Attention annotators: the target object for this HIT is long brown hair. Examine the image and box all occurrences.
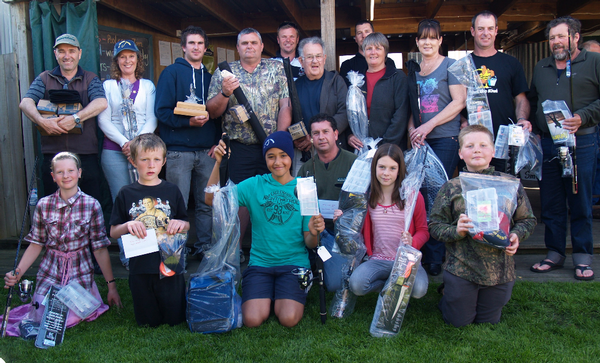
[110,51,145,80]
[369,143,406,210]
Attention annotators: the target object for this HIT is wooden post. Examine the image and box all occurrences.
[320,0,336,71]
[11,2,36,196]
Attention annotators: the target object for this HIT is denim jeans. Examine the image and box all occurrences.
[101,149,133,202]
[349,258,428,299]
[102,149,138,267]
[593,129,600,204]
[539,133,597,265]
[166,150,215,251]
[421,136,459,264]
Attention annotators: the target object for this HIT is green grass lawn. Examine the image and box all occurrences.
[0,277,599,362]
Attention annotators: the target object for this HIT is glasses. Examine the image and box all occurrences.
[304,54,324,62]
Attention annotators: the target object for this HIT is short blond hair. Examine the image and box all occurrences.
[130,133,166,161]
[51,151,81,171]
[458,125,494,148]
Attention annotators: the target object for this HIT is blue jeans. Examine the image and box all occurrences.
[166,150,215,251]
[593,129,600,204]
[348,258,428,299]
[421,136,459,264]
[102,149,137,266]
[539,134,597,265]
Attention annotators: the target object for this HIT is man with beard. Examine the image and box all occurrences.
[529,16,600,280]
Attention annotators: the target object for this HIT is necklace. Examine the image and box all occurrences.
[378,203,395,214]
[420,55,441,76]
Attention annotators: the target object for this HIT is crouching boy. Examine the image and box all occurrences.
[428,125,536,327]
[110,133,190,327]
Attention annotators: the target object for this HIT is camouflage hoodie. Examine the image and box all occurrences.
[429,167,536,286]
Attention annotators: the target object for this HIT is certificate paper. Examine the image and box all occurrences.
[122,229,159,258]
[318,200,338,220]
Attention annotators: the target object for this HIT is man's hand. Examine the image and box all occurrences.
[57,115,77,132]
[38,116,67,135]
[293,135,312,152]
[563,114,582,134]
[166,219,187,235]
[516,119,532,133]
[189,113,210,127]
[222,76,239,97]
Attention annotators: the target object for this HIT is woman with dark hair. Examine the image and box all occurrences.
[98,40,157,268]
[333,144,429,299]
[347,33,410,151]
[407,19,467,275]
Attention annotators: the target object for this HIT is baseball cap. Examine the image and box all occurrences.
[54,34,80,48]
[113,40,140,57]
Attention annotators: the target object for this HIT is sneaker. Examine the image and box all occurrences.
[239,249,246,264]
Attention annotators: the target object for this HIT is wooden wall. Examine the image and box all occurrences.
[97,5,238,83]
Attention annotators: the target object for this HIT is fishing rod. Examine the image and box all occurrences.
[1,157,38,337]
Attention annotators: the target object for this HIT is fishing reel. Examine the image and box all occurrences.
[558,146,574,178]
[18,279,33,303]
[291,268,316,291]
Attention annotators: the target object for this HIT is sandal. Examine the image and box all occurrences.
[574,265,595,281]
[530,259,564,273]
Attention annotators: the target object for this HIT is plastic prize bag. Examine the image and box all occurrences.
[541,100,575,146]
[448,54,493,136]
[346,71,368,147]
[515,131,543,180]
[187,180,242,333]
[460,173,520,249]
[370,244,422,338]
[158,232,188,278]
[403,142,448,220]
[330,142,380,318]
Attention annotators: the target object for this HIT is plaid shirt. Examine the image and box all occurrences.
[24,189,110,296]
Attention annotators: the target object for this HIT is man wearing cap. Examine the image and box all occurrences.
[154,25,218,257]
[20,33,108,199]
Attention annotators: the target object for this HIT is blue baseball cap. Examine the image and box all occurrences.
[113,40,139,57]
[263,131,294,160]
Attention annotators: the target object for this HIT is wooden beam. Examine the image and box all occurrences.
[99,0,179,36]
[500,21,545,49]
[372,19,508,35]
[572,2,600,20]
[243,7,360,36]
[489,0,519,17]
[188,0,243,32]
[321,0,336,71]
[501,3,556,22]
[426,0,445,19]
[557,0,594,17]
[275,0,309,38]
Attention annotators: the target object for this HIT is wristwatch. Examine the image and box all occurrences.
[73,113,81,125]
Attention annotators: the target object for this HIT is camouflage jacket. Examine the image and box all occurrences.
[208,59,289,144]
[428,167,537,286]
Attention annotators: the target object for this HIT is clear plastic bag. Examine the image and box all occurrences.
[541,100,575,146]
[346,71,369,146]
[403,142,448,221]
[55,280,101,319]
[158,232,188,278]
[370,244,422,338]
[187,180,242,333]
[448,55,494,136]
[515,131,543,180]
[460,173,520,249]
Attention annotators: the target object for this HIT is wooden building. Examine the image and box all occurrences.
[1,0,599,239]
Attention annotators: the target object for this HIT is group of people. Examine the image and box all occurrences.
[2,10,599,335]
